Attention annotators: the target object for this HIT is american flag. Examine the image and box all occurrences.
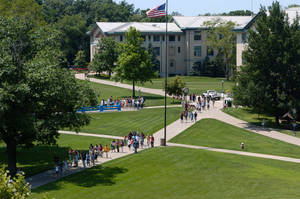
[146,3,166,18]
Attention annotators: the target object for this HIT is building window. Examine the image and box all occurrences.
[154,35,160,42]
[242,33,247,43]
[169,47,175,56]
[207,46,214,56]
[148,35,151,41]
[169,35,175,42]
[120,35,123,42]
[170,60,175,68]
[141,35,146,41]
[162,36,165,41]
[194,31,201,41]
[219,34,223,39]
[153,47,160,56]
[178,36,181,41]
[194,46,202,57]
[178,47,181,53]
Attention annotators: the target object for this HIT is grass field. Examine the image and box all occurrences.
[76,107,182,136]
[170,119,300,159]
[31,147,300,199]
[223,107,300,136]
[92,75,234,95]
[85,80,181,107]
[0,134,113,177]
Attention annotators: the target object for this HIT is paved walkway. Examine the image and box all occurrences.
[26,74,300,189]
[75,73,168,96]
[168,142,300,163]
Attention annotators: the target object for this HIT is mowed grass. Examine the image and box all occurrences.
[85,80,181,107]
[77,108,182,136]
[0,134,112,177]
[31,147,300,199]
[93,75,234,95]
[170,119,300,159]
[223,107,300,136]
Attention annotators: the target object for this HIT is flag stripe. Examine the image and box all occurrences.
[147,3,166,18]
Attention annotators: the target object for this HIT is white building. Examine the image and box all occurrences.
[89,15,256,76]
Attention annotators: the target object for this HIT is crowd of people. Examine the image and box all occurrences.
[100,96,145,109]
[53,132,155,176]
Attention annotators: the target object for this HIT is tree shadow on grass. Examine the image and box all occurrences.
[32,165,128,193]
[0,145,69,177]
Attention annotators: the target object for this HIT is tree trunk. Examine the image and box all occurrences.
[132,81,135,98]
[108,71,111,79]
[275,115,280,127]
[6,140,17,176]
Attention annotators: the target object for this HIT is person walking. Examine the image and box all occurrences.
[180,112,184,123]
[150,135,154,148]
[190,111,194,122]
[104,144,109,158]
[194,111,198,122]
[116,140,120,153]
[81,151,86,168]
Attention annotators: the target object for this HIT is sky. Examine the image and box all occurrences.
[115,0,299,16]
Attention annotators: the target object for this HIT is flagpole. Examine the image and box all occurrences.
[164,0,168,146]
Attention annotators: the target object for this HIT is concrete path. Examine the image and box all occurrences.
[75,73,168,96]
[167,142,300,164]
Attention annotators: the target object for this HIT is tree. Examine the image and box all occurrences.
[204,18,237,80]
[74,50,88,68]
[0,0,45,26]
[165,76,186,99]
[55,15,89,66]
[0,16,96,176]
[115,27,157,97]
[233,2,300,125]
[0,167,30,199]
[90,37,118,78]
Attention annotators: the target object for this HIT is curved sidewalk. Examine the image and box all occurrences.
[75,73,167,96]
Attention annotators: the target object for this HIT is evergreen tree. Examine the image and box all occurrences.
[74,50,88,68]
[233,2,300,124]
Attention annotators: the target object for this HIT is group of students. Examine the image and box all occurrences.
[54,133,155,176]
[180,109,198,122]
[100,96,145,109]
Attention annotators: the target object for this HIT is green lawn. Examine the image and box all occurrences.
[76,107,182,136]
[0,134,113,177]
[31,147,300,199]
[170,119,300,159]
[223,107,300,137]
[85,80,181,107]
[92,75,234,95]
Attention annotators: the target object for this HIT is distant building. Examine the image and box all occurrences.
[89,8,299,76]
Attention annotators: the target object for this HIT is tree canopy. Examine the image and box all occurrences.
[204,18,237,80]
[233,2,300,124]
[0,16,96,176]
[90,37,118,78]
[115,27,157,97]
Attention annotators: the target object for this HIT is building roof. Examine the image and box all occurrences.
[172,16,254,30]
[96,22,182,34]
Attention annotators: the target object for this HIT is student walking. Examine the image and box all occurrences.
[104,144,109,158]
[150,135,154,148]
[180,112,184,123]
[194,111,198,122]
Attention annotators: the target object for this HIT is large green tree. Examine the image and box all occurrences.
[0,16,96,176]
[204,18,237,80]
[233,2,300,124]
[115,27,157,97]
[90,37,118,78]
